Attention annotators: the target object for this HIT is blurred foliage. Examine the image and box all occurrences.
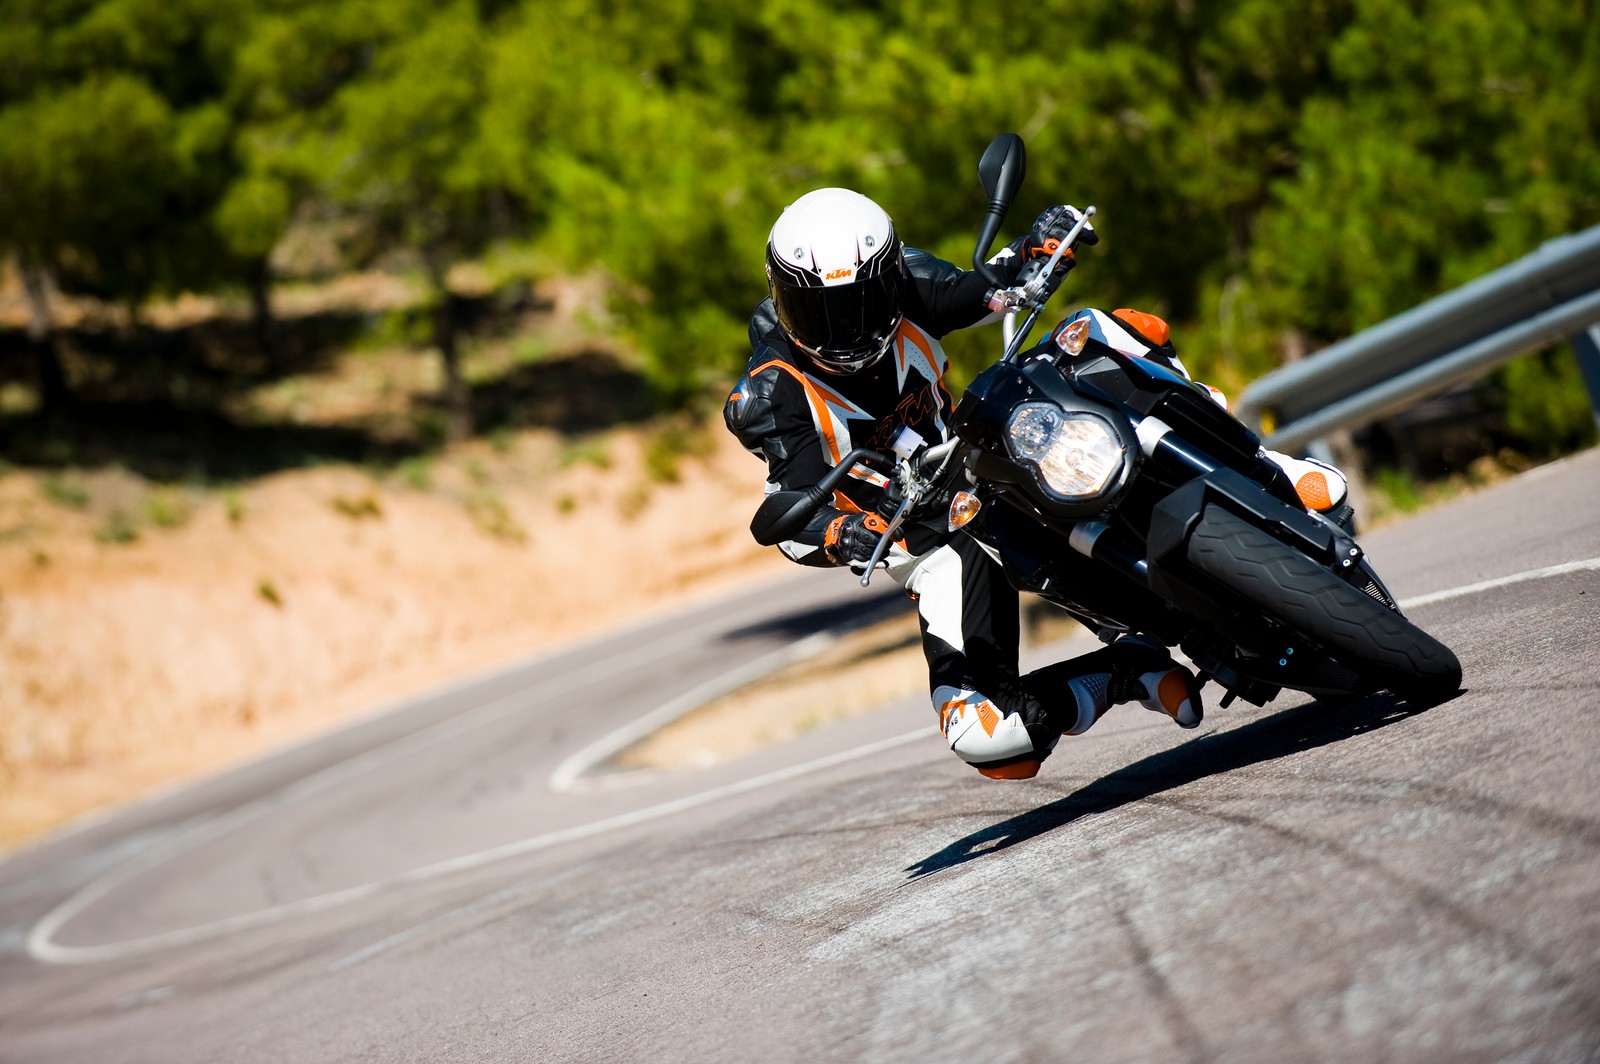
[2,0,1598,458]
[1494,348,1600,457]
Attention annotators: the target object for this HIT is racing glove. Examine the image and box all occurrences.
[823,511,890,567]
[1025,204,1098,262]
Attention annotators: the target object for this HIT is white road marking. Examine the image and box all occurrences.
[1397,557,1600,610]
[0,574,818,872]
[548,631,838,793]
[21,594,844,964]
[29,730,931,965]
[23,555,1597,966]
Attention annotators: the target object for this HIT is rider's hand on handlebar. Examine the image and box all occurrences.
[1026,204,1098,263]
[823,511,890,567]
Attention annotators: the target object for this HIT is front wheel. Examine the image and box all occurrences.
[1185,506,1462,700]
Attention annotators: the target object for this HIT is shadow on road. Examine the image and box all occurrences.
[722,584,912,644]
[905,688,1463,880]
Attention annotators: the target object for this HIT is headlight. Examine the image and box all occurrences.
[1005,403,1126,499]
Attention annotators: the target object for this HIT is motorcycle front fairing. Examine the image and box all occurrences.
[951,336,1371,691]
[952,348,1199,643]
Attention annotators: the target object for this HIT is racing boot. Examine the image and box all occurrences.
[1267,451,1356,534]
[1109,635,1204,729]
[1024,637,1203,737]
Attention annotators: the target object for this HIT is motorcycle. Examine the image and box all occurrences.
[750,133,1462,708]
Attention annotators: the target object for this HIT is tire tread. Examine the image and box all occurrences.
[1186,507,1461,696]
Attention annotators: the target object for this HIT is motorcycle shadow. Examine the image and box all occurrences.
[904,687,1464,881]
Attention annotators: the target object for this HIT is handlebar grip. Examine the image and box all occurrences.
[748,448,893,546]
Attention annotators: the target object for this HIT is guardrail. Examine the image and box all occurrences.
[1234,224,1600,453]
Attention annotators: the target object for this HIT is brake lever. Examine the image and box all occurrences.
[999,205,1096,363]
[859,493,916,587]
[1022,205,1094,302]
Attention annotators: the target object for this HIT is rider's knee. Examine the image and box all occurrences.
[935,684,1057,781]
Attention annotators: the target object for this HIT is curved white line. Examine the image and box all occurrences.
[28,729,931,965]
[24,614,844,964]
[548,631,838,794]
[26,555,1597,965]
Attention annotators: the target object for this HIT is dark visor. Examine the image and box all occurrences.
[775,269,902,360]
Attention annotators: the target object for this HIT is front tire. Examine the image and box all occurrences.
[1185,506,1462,700]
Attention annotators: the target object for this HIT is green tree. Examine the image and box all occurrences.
[482,0,788,405]
[0,0,251,407]
[1247,0,1600,344]
[0,74,184,406]
[244,0,507,439]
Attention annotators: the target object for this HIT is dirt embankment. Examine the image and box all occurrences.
[0,427,794,850]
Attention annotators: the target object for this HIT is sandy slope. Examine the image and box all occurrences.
[0,427,797,849]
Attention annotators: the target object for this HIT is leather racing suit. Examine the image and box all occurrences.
[724,248,1206,779]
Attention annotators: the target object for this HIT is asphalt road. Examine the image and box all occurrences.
[2,448,1598,1063]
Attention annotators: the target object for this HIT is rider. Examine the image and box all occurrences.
[724,188,1349,780]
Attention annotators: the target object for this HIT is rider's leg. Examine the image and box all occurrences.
[901,536,1202,782]
[1016,636,1203,736]
[901,536,1044,778]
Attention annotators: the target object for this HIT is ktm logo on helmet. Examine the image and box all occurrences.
[824,268,854,281]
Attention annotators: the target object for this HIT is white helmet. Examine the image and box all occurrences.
[765,188,905,374]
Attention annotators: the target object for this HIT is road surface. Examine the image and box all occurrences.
[2,449,1598,1063]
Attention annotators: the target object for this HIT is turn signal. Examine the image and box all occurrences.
[1054,317,1090,356]
[948,490,983,531]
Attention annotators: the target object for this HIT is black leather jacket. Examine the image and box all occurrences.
[725,248,1020,566]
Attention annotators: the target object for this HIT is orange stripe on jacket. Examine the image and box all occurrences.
[748,359,844,464]
[897,321,953,409]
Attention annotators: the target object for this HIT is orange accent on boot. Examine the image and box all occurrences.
[975,700,1000,737]
[1157,669,1191,718]
[939,699,966,736]
[1112,308,1171,346]
[977,758,1042,780]
[1295,471,1334,511]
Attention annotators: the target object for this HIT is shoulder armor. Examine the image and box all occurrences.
[724,358,784,455]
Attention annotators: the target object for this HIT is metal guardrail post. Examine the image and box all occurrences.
[1573,323,1600,436]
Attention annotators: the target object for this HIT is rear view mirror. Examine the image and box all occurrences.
[978,133,1026,205]
[750,490,813,546]
[974,133,1027,285]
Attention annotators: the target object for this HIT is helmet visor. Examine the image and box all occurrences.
[774,269,903,369]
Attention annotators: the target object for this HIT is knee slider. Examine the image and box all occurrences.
[936,685,1038,765]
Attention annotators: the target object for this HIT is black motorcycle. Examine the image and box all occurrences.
[751,134,1462,708]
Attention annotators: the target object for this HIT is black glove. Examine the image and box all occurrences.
[1025,204,1098,261]
[823,511,890,567]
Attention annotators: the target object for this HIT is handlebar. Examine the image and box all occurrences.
[748,437,967,586]
[748,448,893,547]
